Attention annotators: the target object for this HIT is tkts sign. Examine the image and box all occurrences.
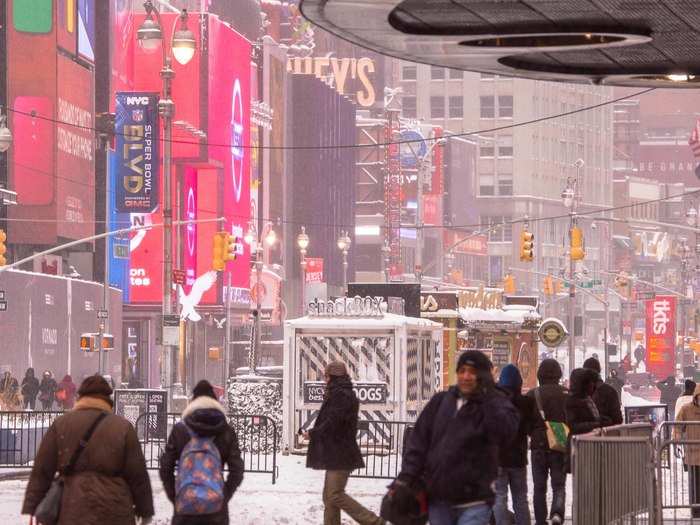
[645,296,676,379]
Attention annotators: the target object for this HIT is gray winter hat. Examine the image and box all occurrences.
[325,361,348,377]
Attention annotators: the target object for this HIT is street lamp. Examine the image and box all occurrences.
[415,137,446,282]
[337,231,351,294]
[137,0,197,394]
[245,221,276,374]
[444,251,456,280]
[297,227,310,314]
[0,108,12,153]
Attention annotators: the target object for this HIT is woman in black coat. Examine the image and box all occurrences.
[304,361,383,525]
[565,368,612,472]
[21,368,40,410]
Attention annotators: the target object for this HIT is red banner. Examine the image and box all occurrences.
[443,230,488,256]
[305,258,324,283]
[645,296,676,379]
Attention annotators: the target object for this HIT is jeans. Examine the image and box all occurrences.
[493,467,531,525]
[322,470,383,525]
[531,449,566,525]
[428,502,492,525]
[690,465,700,518]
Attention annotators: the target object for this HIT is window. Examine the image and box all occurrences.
[498,174,513,196]
[448,96,463,118]
[498,95,513,118]
[480,96,495,118]
[481,73,496,79]
[497,136,513,157]
[479,174,495,196]
[430,96,445,119]
[449,69,463,80]
[401,65,417,81]
[480,144,495,157]
[482,216,513,241]
[402,96,416,119]
[431,66,445,80]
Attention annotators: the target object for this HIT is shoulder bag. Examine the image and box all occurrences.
[34,411,108,525]
[534,387,569,453]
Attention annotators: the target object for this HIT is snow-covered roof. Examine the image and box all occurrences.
[285,312,443,330]
[459,306,541,324]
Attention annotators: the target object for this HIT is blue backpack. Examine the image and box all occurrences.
[175,425,225,515]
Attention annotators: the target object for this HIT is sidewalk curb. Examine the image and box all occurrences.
[0,470,30,481]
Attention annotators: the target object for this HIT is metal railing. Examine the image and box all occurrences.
[351,419,413,479]
[571,423,655,525]
[0,410,278,484]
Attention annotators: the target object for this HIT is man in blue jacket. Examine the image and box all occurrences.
[397,350,520,525]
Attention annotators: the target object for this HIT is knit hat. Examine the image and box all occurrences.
[325,361,348,377]
[78,375,113,407]
[583,357,601,374]
[192,379,217,400]
[498,364,523,392]
[457,350,493,373]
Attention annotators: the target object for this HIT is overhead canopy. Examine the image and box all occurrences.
[300,0,700,88]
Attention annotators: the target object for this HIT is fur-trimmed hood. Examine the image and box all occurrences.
[181,396,228,437]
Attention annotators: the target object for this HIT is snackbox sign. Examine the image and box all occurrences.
[645,296,676,379]
[303,381,388,404]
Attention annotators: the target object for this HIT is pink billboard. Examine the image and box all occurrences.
[645,296,677,379]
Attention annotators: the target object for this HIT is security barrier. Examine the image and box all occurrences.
[351,419,413,479]
[571,424,655,525]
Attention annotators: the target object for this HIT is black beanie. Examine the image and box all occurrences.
[192,379,217,400]
[78,375,113,407]
[583,357,601,374]
[457,350,493,374]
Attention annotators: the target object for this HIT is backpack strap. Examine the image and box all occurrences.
[534,387,547,421]
[63,411,108,475]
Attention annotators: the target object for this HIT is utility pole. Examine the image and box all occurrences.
[564,159,584,374]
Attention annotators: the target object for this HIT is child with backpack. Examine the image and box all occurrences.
[159,380,244,525]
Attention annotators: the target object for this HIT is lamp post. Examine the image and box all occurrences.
[381,240,391,282]
[297,227,310,314]
[337,231,351,295]
[244,221,276,374]
[444,251,456,282]
[562,158,584,375]
[137,1,197,393]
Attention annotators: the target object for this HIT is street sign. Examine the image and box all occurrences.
[162,314,181,346]
[172,269,186,285]
[97,309,109,319]
[113,244,129,259]
[637,291,656,301]
[538,318,568,347]
[0,300,6,312]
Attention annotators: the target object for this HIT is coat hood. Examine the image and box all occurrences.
[570,368,598,398]
[498,364,523,393]
[182,395,228,437]
[537,359,563,385]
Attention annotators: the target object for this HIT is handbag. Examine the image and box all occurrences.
[380,479,428,525]
[534,388,569,453]
[34,412,107,525]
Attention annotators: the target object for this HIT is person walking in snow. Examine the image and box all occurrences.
[526,359,568,525]
[396,351,519,525]
[583,357,623,426]
[675,379,697,420]
[675,383,700,518]
[38,370,58,410]
[493,364,532,525]
[0,370,20,410]
[159,379,244,525]
[22,375,154,524]
[56,374,77,410]
[21,367,40,410]
[657,375,683,420]
[304,361,385,525]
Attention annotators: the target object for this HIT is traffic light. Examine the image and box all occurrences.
[519,229,534,262]
[570,226,585,261]
[503,273,516,294]
[212,232,238,272]
[0,229,5,266]
[554,278,564,294]
[543,275,554,295]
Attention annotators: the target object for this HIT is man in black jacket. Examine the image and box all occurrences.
[304,361,384,525]
[526,359,568,525]
[583,357,623,426]
[159,380,244,525]
[657,375,683,420]
[397,350,519,525]
[493,364,532,525]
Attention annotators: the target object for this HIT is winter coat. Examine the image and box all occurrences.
[0,373,20,410]
[56,375,77,410]
[306,375,364,471]
[22,396,154,525]
[21,369,40,401]
[676,391,700,466]
[675,394,695,420]
[526,359,568,451]
[159,396,244,525]
[499,391,533,468]
[39,376,58,404]
[657,379,683,414]
[400,385,519,505]
[592,379,623,426]
[605,375,624,398]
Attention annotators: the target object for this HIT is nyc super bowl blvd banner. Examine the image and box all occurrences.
[645,296,676,379]
[115,92,160,213]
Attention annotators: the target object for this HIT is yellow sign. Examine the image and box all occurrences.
[458,287,502,310]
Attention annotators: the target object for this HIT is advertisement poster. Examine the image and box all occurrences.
[625,405,668,430]
[303,381,388,405]
[305,258,324,283]
[114,389,168,439]
[115,92,160,213]
[645,296,676,380]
